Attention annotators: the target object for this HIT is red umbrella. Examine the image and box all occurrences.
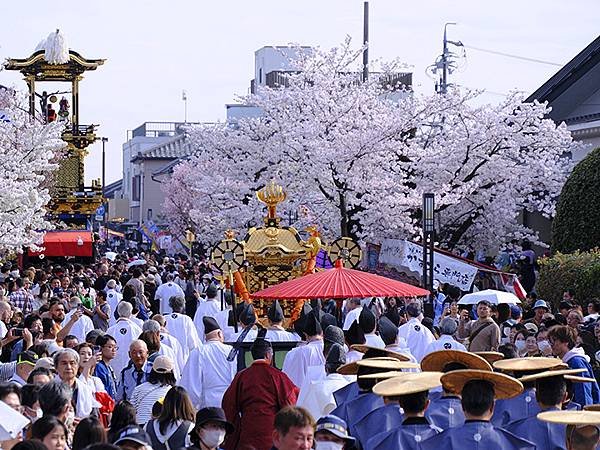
[252,261,430,299]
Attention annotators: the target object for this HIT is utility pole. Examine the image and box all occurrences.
[429,22,463,94]
[182,90,188,123]
[101,137,108,233]
[362,1,369,82]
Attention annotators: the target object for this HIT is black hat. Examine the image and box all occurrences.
[378,316,398,346]
[384,308,400,327]
[304,310,323,336]
[267,300,284,323]
[237,303,256,326]
[326,343,346,367]
[251,327,272,353]
[193,407,234,434]
[324,325,345,347]
[310,299,324,320]
[203,316,220,334]
[359,307,376,334]
[344,320,366,346]
[320,312,337,331]
[206,284,218,298]
[293,302,313,336]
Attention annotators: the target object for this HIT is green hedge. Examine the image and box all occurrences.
[552,147,600,253]
[537,250,600,307]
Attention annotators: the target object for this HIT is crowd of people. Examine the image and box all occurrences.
[1,251,600,450]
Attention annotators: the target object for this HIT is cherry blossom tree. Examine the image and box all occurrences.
[163,40,574,251]
[0,88,63,252]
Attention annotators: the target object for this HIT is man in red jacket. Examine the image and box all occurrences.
[222,328,299,450]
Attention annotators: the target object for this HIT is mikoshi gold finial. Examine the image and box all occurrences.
[256,181,286,219]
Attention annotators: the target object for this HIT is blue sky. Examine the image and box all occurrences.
[1,0,598,183]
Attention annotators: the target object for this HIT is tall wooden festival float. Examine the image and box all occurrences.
[5,30,105,260]
[211,181,363,325]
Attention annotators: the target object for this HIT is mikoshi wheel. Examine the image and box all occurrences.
[328,237,362,269]
[211,239,245,273]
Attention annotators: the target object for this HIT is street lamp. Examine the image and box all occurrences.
[422,193,435,318]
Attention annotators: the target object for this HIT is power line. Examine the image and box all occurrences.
[464,45,562,67]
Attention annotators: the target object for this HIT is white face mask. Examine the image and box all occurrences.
[200,429,226,448]
[315,441,344,450]
[538,340,551,353]
[515,340,526,351]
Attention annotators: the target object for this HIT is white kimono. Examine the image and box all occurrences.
[297,373,350,419]
[397,317,435,362]
[179,340,236,409]
[165,312,200,360]
[61,310,95,343]
[365,333,386,349]
[265,327,300,342]
[386,342,419,372]
[423,334,467,356]
[343,306,363,330]
[160,332,186,371]
[282,340,325,388]
[106,318,143,375]
[156,342,181,380]
[193,299,223,342]
[106,289,122,326]
[215,308,235,342]
[228,327,258,343]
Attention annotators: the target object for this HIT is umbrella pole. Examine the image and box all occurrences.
[228,271,238,333]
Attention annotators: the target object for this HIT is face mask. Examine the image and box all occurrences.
[515,340,526,351]
[200,429,226,448]
[315,442,344,450]
[538,340,551,353]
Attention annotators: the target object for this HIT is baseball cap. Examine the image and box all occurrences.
[17,351,38,366]
[315,415,356,445]
[152,355,174,374]
[114,426,152,447]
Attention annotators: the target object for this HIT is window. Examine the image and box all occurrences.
[132,175,140,201]
[147,208,153,220]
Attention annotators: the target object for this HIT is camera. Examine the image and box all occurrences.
[13,328,24,337]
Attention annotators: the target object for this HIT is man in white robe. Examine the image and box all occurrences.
[343,299,363,330]
[282,311,325,388]
[105,279,122,327]
[179,316,236,409]
[344,320,366,363]
[359,307,385,349]
[228,303,258,343]
[164,295,200,360]
[265,300,298,342]
[379,315,419,371]
[397,301,435,362]
[105,301,143,377]
[297,343,350,419]
[154,274,185,314]
[193,285,222,342]
[153,314,186,370]
[61,297,94,343]
[423,317,467,356]
[142,320,182,379]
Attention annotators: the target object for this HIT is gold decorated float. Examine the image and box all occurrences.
[212,181,362,320]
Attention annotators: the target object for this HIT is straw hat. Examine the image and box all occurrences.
[473,351,504,364]
[567,375,596,384]
[359,366,420,379]
[373,372,443,397]
[351,344,410,362]
[441,369,523,399]
[583,405,600,412]
[338,357,400,376]
[538,410,600,425]
[493,357,565,373]
[421,350,492,372]
[518,368,587,384]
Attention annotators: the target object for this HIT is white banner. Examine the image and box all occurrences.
[379,239,478,291]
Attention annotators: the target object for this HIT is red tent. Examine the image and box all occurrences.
[28,231,94,258]
[252,261,430,300]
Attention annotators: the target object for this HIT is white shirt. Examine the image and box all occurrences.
[282,340,326,388]
[365,333,386,349]
[386,342,419,370]
[165,312,201,360]
[179,340,236,409]
[228,327,258,343]
[130,382,173,425]
[193,299,222,342]
[0,321,7,339]
[297,373,350,419]
[215,308,235,342]
[61,310,95,343]
[106,318,143,375]
[397,317,435,362]
[156,343,181,380]
[155,282,185,314]
[346,349,363,363]
[423,334,467,356]
[343,306,363,330]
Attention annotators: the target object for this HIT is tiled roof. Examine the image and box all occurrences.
[140,134,193,159]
